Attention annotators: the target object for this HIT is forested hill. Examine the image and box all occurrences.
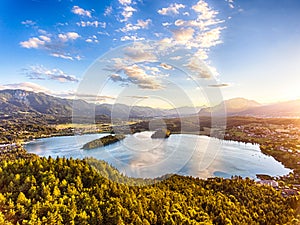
[0,157,298,224]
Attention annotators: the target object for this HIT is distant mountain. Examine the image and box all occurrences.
[0,89,201,122]
[239,99,300,117]
[0,89,71,116]
[199,97,300,118]
[199,98,261,116]
[3,89,297,121]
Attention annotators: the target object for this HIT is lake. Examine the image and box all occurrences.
[25,132,292,179]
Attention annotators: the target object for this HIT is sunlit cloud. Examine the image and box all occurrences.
[110,64,163,90]
[20,36,50,49]
[172,28,195,44]
[185,56,212,79]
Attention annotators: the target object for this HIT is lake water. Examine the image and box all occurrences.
[25,132,292,179]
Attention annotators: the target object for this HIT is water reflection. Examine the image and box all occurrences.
[25,132,292,179]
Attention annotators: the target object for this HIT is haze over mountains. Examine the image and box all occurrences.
[0,89,201,121]
[0,89,299,121]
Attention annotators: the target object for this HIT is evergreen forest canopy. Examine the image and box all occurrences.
[0,157,299,225]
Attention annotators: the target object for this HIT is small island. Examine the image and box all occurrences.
[151,128,171,139]
[82,134,125,150]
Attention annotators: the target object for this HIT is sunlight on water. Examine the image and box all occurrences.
[25,132,292,179]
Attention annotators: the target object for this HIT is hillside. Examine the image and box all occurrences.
[0,157,298,224]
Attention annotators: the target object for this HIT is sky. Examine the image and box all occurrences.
[0,0,300,108]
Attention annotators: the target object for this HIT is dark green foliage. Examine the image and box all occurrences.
[151,128,171,139]
[0,157,298,224]
[82,135,125,150]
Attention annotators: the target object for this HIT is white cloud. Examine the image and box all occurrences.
[173,18,224,31]
[71,6,91,18]
[119,0,131,5]
[0,82,51,94]
[195,49,209,60]
[196,27,223,48]
[38,29,47,35]
[51,53,74,60]
[170,56,182,60]
[123,43,157,62]
[20,37,46,49]
[85,36,98,43]
[228,0,234,8]
[162,22,172,26]
[121,6,136,21]
[172,28,195,44]
[58,32,80,42]
[143,65,160,74]
[119,19,151,32]
[104,6,113,16]
[23,65,79,83]
[136,19,152,29]
[120,35,145,41]
[192,0,218,20]
[20,32,81,61]
[120,23,140,32]
[21,20,36,26]
[39,35,51,42]
[158,3,185,15]
[76,21,106,28]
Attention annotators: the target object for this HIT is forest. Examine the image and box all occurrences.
[0,157,299,225]
[82,135,125,150]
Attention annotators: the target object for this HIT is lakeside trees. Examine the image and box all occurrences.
[82,135,125,150]
[0,157,298,224]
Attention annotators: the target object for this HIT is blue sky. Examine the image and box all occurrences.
[0,0,300,108]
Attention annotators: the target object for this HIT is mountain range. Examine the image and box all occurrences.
[198,97,300,118]
[0,89,299,122]
[0,89,201,122]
